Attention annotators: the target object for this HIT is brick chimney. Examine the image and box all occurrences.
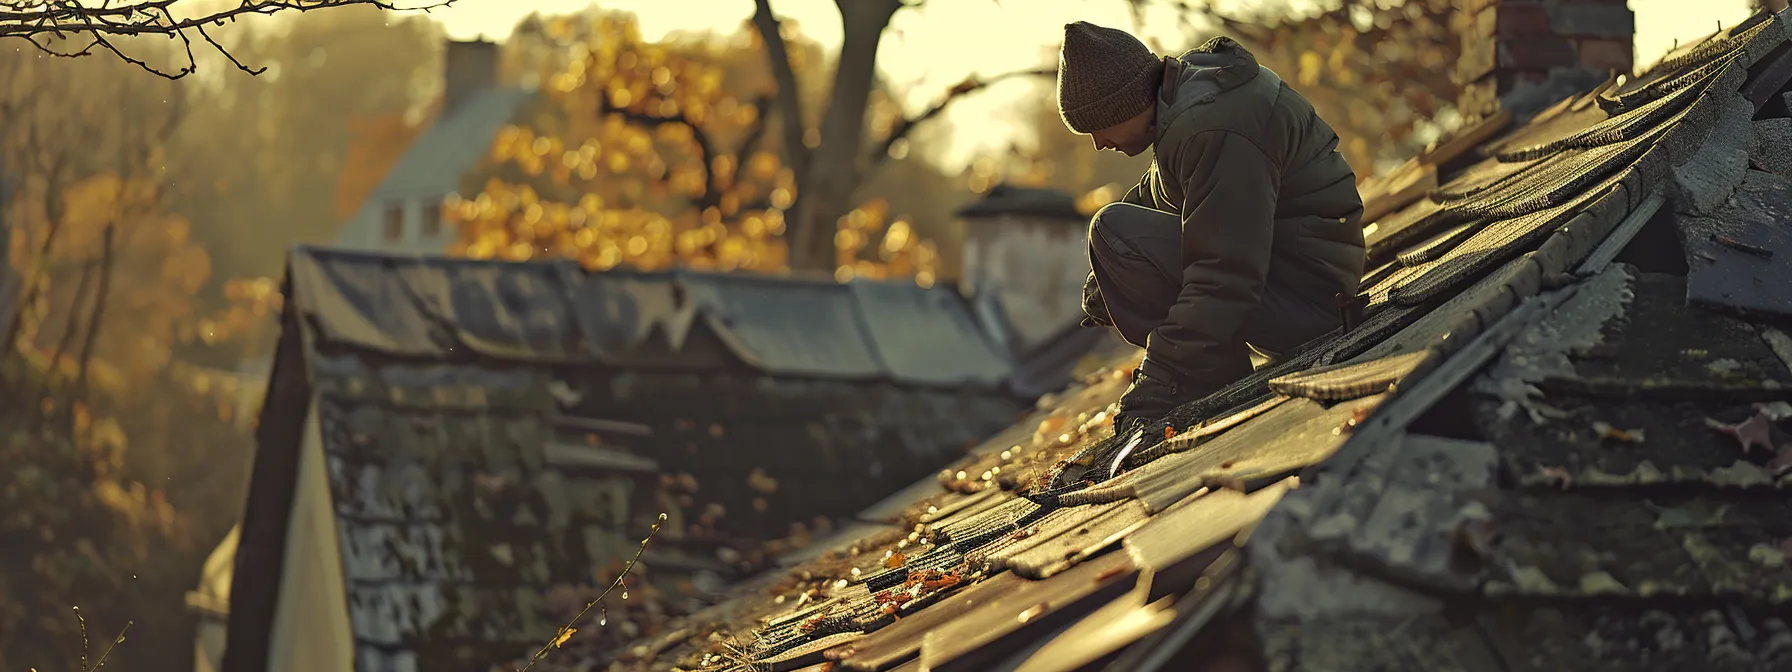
[1458,0,1636,119]
[442,39,500,115]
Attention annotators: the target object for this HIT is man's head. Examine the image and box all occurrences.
[1057,21,1161,157]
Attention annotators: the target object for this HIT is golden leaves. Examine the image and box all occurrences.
[456,10,934,284]
[1232,1,1463,178]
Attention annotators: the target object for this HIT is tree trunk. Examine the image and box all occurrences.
[751,0,810,182]
[72,224,115,411]
[784,0,903,271]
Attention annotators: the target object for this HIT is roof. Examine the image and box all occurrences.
[332,113,429,220]
[285,247,1014,388]
[955,184,1086,223]
[596,9,1792,672]
[366,88,531,200]
[220,248,1031,672]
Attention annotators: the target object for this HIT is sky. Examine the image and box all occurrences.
[409,0,1759,171]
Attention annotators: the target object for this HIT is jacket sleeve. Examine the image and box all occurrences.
[1144,129,1279,394]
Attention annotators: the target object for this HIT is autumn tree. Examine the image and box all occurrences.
[0,41,263,672]
[451,11,944,283]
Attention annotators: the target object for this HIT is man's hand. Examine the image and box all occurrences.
[1113,366,1185,437]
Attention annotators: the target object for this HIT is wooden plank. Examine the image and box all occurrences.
[1418,107,1513,169]
[1361,160,1440,225]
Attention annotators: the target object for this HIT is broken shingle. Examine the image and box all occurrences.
[1670,90,1757,216]
[1681,170,1792,319]
[1754,117,1792,176]
[1340,434,1500,592]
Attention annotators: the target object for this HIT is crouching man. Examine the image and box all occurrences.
[1058,22,1366,436]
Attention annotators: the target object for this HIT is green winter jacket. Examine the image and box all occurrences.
[1114,36,1365,395]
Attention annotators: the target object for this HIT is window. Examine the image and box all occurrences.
[422,202,444,237]
[383,204,404,242]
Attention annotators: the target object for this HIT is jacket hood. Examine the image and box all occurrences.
[1152,36,1262,146]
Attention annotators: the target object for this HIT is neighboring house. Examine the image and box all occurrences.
[215,247,1024,672]
[202,47,531,659]
[331,39,530,254]
[955,184,1134,399]
[956,184,1092,353]
[611,7,1792,672]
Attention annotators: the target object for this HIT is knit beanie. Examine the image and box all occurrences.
[1057,22,1162,134]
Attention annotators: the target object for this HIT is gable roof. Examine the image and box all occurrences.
[595,9,1792,672]
[362,88,532,202]
[284,247,1013,387]
[332,113,429,221]
[220,248,1030,672]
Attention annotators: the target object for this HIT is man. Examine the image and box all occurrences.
[1058,22,1366,436]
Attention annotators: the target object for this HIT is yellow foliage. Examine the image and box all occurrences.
[454,11,936,282]
[1223,0,1463,177]
[6,172,216,385]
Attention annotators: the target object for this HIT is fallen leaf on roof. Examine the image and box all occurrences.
[1647,501,1729,530]
[1751,543,1789,568]
[1768,445,1792,477]
[1591,421,1645,443]
[747,467,780,495]
[1705,358,1744,377]
[1347,404,1376,431]
[884,551,906,569]
[1454,518,1502,560]
[1536,465,1574,490]
[1756,401,1792,421]
[1705,412,1776,456]
[1164,425,1177,439]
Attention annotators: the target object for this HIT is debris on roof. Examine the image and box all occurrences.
[596,10,1792,672]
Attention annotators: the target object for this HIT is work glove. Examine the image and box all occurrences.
[1113,364,1186,437]
[1080,272,1114,328]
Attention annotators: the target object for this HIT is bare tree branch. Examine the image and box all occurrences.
[0,0,456,79]
[868,66,1054,170]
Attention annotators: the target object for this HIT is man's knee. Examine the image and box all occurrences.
[1090,201,1179,247]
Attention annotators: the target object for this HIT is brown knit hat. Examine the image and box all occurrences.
[1057,21,1162,134]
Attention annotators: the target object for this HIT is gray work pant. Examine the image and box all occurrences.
[1085,202,1341,376]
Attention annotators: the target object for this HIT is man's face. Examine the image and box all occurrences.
[1090,106,1155,157]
